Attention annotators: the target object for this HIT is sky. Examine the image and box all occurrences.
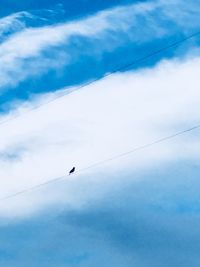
[0,0,200,266]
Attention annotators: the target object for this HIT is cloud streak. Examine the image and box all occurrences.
[0,0,199,91]
[0,2,200,265]
[0,54,200,217]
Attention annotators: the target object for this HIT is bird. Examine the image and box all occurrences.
[69,167,75,175]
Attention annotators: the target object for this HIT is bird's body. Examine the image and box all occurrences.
[69,167,75,175]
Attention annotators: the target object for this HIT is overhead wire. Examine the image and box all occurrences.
[0,30,200,201]
[0,30,200,127]
[1,123,200,201]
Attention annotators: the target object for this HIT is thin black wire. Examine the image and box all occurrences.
[0,30,200,127]
[1,30,200,200]
[1,123,200,201]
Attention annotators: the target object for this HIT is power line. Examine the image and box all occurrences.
[1,30,200,201]
[1,122,200,202]
[0,30,200,127]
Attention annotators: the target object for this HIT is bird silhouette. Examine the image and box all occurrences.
[69,167,75,175]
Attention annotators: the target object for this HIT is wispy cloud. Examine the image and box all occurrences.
[0,54,200,217]
[1,158,200,267]
[0,2,200,265]
[0,0,199,91]
[0,11,33,40]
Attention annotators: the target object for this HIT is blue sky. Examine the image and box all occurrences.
[0,0,199,110]
[0,0,200,266]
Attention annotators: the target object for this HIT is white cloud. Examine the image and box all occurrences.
[160,0,200,31]
[0,0,199,89]
[0,11,32,38]
[0,55,200,218]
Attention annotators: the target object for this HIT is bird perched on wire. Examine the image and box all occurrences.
[69,167,75,175]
